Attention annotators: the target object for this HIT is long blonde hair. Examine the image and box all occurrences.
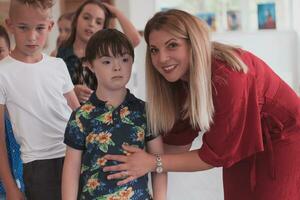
[144,9,248,135]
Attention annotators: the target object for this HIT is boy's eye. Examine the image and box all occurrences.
[102,60,110,65]
[96,21,102,26]
[18,26,27,30]
[122,58,129,62]
[36,27,46,31]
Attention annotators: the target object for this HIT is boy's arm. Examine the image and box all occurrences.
[62,146,82,200]
[103,3,140,47]
[64,90,80,110]
[147,136,167,200]
[0,105,25,200]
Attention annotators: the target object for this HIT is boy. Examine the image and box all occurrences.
[62,29,167,200]
[0,0,80,199]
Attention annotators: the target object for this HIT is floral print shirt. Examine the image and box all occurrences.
[64,90,155,200]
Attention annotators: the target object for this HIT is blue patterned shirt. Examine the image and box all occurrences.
[64,90,155,200]
[0,112,24,195]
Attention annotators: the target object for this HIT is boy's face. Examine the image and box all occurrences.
[90,50,133,92]
[6,4,53,61]
[0,37,10,60]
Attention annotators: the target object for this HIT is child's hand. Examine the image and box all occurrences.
[74,85,93,103]
[6,186,25,200]
[102,2,119,17]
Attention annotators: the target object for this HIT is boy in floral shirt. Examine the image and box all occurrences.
[62,29,167,200]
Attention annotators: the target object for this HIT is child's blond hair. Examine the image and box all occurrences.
[9,0,54,18]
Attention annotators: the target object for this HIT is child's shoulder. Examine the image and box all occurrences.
[0,56,19,73]
[125,91,146,111]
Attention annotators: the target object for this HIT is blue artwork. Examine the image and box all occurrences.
[258,3,276,29]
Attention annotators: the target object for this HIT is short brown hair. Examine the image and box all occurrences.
[13,0,54,9]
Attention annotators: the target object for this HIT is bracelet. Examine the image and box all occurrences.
[154,154,163,173]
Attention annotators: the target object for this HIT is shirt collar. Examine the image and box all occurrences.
[89,89,136,108]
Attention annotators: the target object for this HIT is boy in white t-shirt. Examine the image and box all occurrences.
[0,0,80,199]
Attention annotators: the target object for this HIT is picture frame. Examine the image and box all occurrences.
[196,12,217,31]
[227,10,241,31]
[257,3,276,29]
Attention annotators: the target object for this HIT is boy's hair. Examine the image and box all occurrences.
[85,29,134,63]
[64,0,113,48]
[9,0,54,18]
[0,25,10,49]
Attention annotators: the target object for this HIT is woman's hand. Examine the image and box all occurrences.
[103,145,156,186]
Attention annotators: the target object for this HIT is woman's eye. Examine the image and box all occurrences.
[168,42,178,48]
[150,48,158,54]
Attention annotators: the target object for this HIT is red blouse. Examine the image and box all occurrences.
[163,50,300,200]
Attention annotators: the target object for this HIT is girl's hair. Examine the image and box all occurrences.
[0,25,10,49]
[86,28,134,63]
[144,9,248,134]
[64,0,113,48]
[58,12,74,23]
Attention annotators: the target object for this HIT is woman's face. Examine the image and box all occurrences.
[76,4,105,43]
[148,29,190,82]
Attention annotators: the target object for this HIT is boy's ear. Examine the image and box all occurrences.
[5,18,13,33]
[48,21,54,31]
[84,61,94,72]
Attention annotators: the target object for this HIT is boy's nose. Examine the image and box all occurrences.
[113,61,121,71]
[27,30,37,41]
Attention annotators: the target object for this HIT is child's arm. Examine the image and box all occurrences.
[147,136,167,200]
[103,3,140,47]
[0,105,25,200]
[62,146,82,200]
[64,90,80,110]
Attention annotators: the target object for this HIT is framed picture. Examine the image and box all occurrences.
[196,12,216,31]
[227,10,241,31]
[257,3,276,29]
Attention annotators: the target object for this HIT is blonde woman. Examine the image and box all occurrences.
[103,9,300,200]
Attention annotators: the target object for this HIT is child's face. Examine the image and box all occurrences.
[57,18,71,46]
[90,50,133,92]
[76,4,105,43]
[6,4,53,61]
[0,37,9,60]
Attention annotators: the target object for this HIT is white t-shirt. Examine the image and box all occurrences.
[0,54,74,163]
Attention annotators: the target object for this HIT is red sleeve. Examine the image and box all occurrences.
[163,118,199,145]
[198,61,264,168]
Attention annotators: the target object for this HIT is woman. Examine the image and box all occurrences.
[103,9,300,200]
[57,0,140,102]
